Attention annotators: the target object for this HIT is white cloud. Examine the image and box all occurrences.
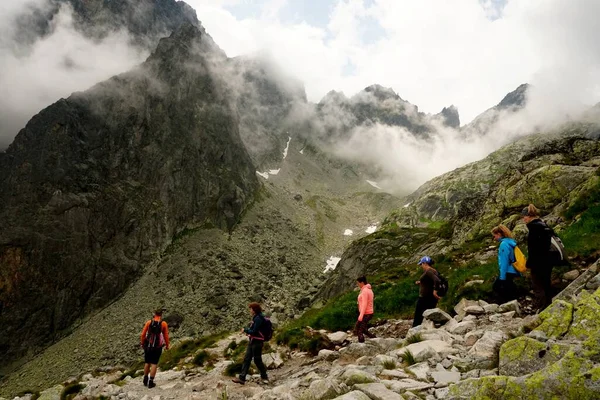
[189,0,600,124]
[0,1,146,148]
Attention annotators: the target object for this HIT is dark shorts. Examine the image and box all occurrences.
[144,347,163,365]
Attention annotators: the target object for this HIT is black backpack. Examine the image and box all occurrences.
[435,271,449,297]
[260,316,274,341]
[546,223,567,266]
[146,319,163,349]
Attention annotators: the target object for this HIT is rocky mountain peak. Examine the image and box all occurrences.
[438,105,461,128]
[361,84,402,102]
[318,90,349,106]
[497,83,530,109]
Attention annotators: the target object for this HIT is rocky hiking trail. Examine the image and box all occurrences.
[6,259,600,400]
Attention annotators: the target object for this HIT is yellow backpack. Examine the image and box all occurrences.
[512,246,527,273]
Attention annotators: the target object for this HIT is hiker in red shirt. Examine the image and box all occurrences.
[355,276,376,342]
[140,309,170,388]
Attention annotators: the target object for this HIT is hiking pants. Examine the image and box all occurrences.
[531,266,553,310]
[493,273,520,304]
[354,313,375,343]
[412,296,438,327]
[239,339,268,380]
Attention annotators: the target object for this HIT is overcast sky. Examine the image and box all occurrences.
[186,0,600,124]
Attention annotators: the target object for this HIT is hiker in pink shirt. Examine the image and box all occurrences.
[355,276,376,342]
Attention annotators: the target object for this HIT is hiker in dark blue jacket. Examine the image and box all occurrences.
[492,225,521,303]
[232,302,269,385]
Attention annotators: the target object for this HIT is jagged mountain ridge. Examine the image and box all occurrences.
[9,0,201,50]
[0,23,258,365]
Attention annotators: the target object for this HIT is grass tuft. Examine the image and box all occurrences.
[382,360,397,369]
[399,350,416,366]
[405,333,423,344]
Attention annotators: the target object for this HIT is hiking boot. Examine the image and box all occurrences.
[260,378,270,385]
[232,378,246,385]
[143,375,149,386]
[148,380,156,389]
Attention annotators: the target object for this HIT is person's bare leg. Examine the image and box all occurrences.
[143,363,150,386]
[150,364,158,378]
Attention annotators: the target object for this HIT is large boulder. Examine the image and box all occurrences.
[448,352,600,399]
[498,336,570,376]
[531,300,573,339]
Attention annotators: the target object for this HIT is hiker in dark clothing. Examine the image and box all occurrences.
[522,204,553,310]
[233,303,269,385]
[491,225,521,304]
[412,256,441,327]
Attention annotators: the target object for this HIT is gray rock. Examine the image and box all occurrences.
[563,270,580,281]
[585,273,600,290]
[379,370,410,380]
[454,299,479,319]
[469,331,507,359]
[369,338,403,352]
[341,368,378,386]
[498,300,520,314]
[328,332,349,345]
[304,379,344,400]
[483,304,499,313]
[394,340,448,363]
[318,349,341,361]
[333,391,372,400]
[430,371,461,385]
[434,387,450,399]
[423,308,452,324]
[406,362,430,381]
[383,379,434,392]
[262,352,284,369]
[341,343,382,358]
[464,306,485,315]
[420,329,454,344]
[355,383,405,400]
[448,320,476,336]
[443,318,458,333]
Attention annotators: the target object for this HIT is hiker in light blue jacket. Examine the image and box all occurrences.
[491,225,521,303]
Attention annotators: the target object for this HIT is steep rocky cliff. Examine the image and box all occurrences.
[0,23,258,365]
